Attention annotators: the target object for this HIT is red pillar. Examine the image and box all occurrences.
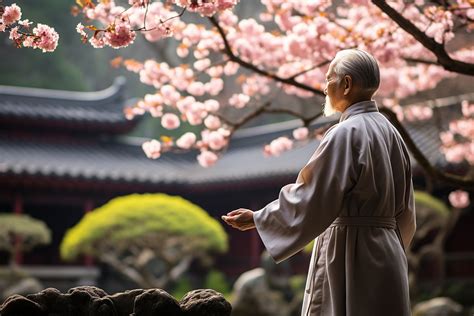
[83,199,94,266]
[251,230,261,267]
[14,195,23,265]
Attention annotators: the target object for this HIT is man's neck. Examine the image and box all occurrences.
[342,97,373,112]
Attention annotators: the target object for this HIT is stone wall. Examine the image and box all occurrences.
[0,286,231,316]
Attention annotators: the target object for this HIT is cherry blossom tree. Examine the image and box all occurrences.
[0,2,59,52]
[73,1,474,202]
[2,1,473,201]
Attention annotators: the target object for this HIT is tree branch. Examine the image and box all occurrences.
[100,252,151,288]
[403,57,439,66]
[371,0,474,76]
[208,16,325,96]
[285,60,331,80]
[215,102,272,130]
[379,107,474,189]
[264,108,323,127]
[216,101,323,131]
[169,255,193,281]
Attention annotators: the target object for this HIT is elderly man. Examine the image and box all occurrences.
[222,49,416,316]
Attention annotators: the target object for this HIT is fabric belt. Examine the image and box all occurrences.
[330,216,397,229]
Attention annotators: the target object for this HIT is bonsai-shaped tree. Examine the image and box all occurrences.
[60,193,228,289]
[0,213,51,268]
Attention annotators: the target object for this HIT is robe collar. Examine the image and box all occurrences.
[339,100,379,123]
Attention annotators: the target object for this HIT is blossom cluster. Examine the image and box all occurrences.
[141,125,231,167]
[0,3,59,52]
[449,190,470,209]
[440,100,474,164]
[76,0,239,49]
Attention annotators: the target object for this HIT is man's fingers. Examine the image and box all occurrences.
[223,212,243,223]
[221,216,234,225]
[222,209,254,231]
[227,209,243,216]
[222,216,240,228]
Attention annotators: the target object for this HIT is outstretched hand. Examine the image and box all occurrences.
[221,208,255,231]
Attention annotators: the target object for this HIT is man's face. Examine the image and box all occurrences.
[323,64,341,117]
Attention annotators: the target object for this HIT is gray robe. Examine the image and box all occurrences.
[253,100,416,316]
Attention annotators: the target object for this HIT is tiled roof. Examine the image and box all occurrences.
[0,77,131,126]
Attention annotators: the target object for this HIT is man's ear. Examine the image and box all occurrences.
[343,75,352,96]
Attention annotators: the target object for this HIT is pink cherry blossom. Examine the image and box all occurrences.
[8,26,20,40]
[293,127,309,140]
[263,144,272,157]
[161,113,180,130]
[404,105,433,121]
[177,96,195,114]
[124,59,143,73]
[90,35,106,48]
[218,127,231,137]
[22,35,34,47]
[32,24,59,52]
[105,21,136,49]
[268,137,293,156]
[76,23,87,37]
[204,99,220,112]
[242,75,270,96]
[194,58,211,71]
[461,100,474,118]
[186,109,204,125]
[217,0,239,10]
[181,23,203,44]
[223,61,239,75]
[440,131,455,147]
[160,85,181,105]
[443,147,463,163]
[206,65,223,78]
[449,190,470,209]
[176,132,197,149]
[160,85,176,99]
[449,119,474,139]
[197,150,218,168]
[202,130,228,150]
[144,93,163,107]
[204,115,222,130]
[2,3,21,26]
[149,106,163,118]
[390,104,405,122]
[229,93,250,108]
[142,139,161,159]
[204,78,224,96]
[177,45,189,58]
[187,81,206,96]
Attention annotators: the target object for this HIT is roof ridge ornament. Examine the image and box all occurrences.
[0,76,127,103]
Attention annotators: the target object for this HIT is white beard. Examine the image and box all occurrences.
[323,95,337,117]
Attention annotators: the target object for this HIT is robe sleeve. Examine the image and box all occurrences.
[395,151,416,251]
[253,126,358,263]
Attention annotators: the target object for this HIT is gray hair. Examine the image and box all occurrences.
[332,49,380,94]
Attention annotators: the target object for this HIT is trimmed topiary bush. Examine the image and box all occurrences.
[60,193,228,289]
